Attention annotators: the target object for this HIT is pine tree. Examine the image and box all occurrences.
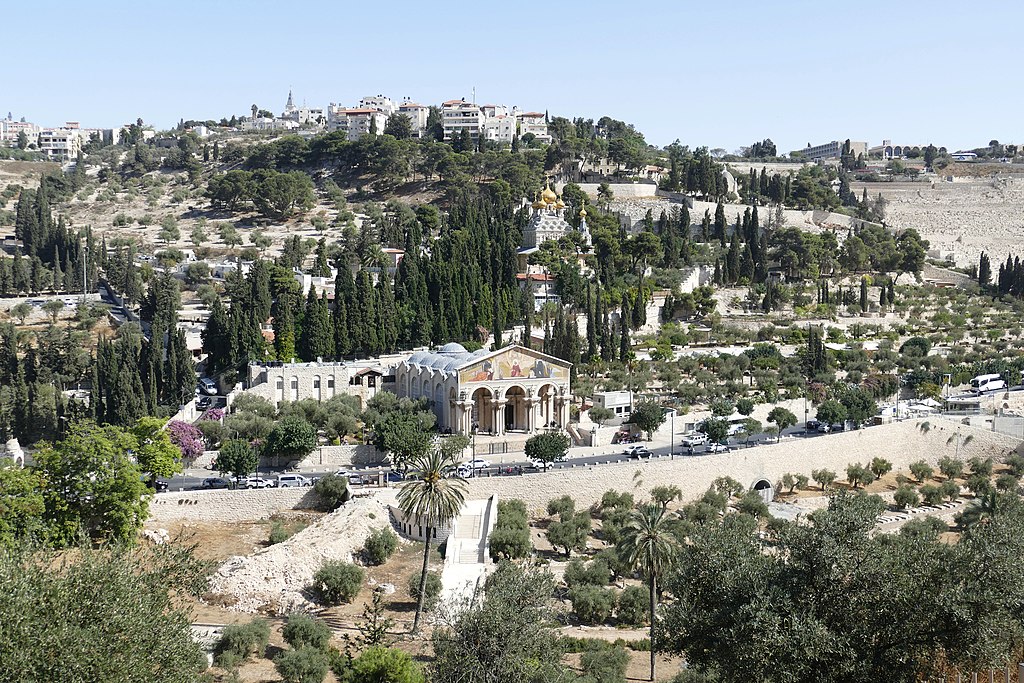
[978,252,992,287]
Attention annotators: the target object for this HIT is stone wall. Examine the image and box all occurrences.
[296,444,385,468]
[569,182,659,199]
[147,487,322,523]
[462,420,1019,513]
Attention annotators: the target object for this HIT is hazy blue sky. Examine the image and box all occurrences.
[4,0,1018,153]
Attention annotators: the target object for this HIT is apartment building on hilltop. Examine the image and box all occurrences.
[791,139,868,162]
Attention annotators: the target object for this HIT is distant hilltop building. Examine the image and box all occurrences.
[868,140,930,160]
[791,139,868,162]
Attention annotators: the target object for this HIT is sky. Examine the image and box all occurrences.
[3,0,1020,154]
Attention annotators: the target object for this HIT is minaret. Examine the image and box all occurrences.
[284,89,295,114]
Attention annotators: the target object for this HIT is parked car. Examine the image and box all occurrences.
[817,423,832,434]
[153,479,169,493]
[830,422,846,432]
[630,447,653,459]
[242,476,274,489]
[622,444,647,456]
[196,396,212,410]
[197,377,218,396]
[706,443,731,453]
[466,458,491,470]
[201,477,231,489]
[455,465,473,478]
[805,420,820,432]
[276,474,312,488]
[680,433,709,447]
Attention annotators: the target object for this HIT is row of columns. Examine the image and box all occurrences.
[452,392,570,436]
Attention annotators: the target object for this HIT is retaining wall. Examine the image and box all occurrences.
[462,420,1019,513]
[147,487,322,523]
[296,444,384,468]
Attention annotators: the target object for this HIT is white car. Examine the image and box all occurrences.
[622,444,646,456]
[455,465,473,478]
[466,458,491,470]
[680,433,709,447]
[242,476,274,489]
[334,470,364,485]
[706,443,731,453]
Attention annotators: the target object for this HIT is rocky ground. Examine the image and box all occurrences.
[206,491,395,614]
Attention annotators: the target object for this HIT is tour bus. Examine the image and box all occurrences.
[970,373,1006,394]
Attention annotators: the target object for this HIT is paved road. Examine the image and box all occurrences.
[166,424,831,491]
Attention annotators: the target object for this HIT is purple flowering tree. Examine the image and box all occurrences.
[168,420,205,464]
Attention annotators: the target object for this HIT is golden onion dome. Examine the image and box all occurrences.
[555,197,566,209]
[579,206,588,218]
[541,184,557,204]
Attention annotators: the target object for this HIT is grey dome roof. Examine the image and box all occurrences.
[438,342,468,355]
[408,351,430,366]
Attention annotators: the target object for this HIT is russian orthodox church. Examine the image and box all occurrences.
[517,182,592,310]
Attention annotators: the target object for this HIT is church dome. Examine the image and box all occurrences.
[531,192,545,210]
[541,185,557,204]
[579,206,588,218]
[555,196,566,209]
[437,342,468,355]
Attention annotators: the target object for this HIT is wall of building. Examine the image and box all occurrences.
[565,182,660,199]
[147,487,322,523]
[461,420,1019,513]
[295,444,386,468]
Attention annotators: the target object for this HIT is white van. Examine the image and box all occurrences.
[198,377,218,396]
[970,374,1005,394]
[276,474,311,488]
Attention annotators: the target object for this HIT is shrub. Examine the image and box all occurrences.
[313,474,350,511]
[215,618,270,666]
[580,645,629,683]
[559,636,651,653]
[496,498,528,526]
[564,558,611,588]
[968,456,994,478]
[919,484,943,506]
[996,473,1020,492]
[282,613,332,651]
[547,494,576,517]
[269,519,307,545]
[909,460,934,483]
[363,528,399,566]
[336,646,424,683]
[407,570,442,612]
[894,485,921,510]
[274,646,328,683]
[938,455,964,480]
[569,585,617,625]
[312,561,364,605]
[966,474,993,496]
[1005,454,1024,478]
[736,492,769,518]
[940,479,961,502]
[488,526,531,561]
[616,585,648,626]
[598,490,634,516]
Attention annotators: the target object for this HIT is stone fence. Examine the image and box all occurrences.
[463,420,1020,513]
[147,487,322,523]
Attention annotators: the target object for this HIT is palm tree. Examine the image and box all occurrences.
[397,446,467,634]
[617,503,679,681]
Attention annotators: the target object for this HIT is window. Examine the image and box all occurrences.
[276,378,283,389]
[313,377,320,388]
[368,375,376,388]
[290,379,298,389]
[327,377,335,388]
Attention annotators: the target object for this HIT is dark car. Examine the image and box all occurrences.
[630,447,653,459]
[153,479,169,493]
[201,477,231,489]
[196,396,213,410]
[805,419,820,432]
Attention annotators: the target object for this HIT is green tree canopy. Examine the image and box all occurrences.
[262,415,317,463]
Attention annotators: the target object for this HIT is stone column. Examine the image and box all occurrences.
[494,400,507,436]
[526,398,539,433]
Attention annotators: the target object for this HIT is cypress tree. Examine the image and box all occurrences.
[714,202,727,246]
[273,294,297,362]
[377,270,399,354]
[585,284,597,360]
[299,288,331,361]
[618,321,630,362]
[354,271,380,357]
[860,276,869,312]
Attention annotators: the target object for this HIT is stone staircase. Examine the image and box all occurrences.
[456,514,483,563]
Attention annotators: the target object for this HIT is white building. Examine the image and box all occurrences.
[591,390,633,419]
[0,116,40,145]
[359,95,396,116]
[441,99,483,142]
[38,123,86,160]
[398,100,430,138]
[791,140,868,162]
[515,111,550,143]
[327,107,388,140]
[240,117,299,133]
[395,343,571,435]
[482,114,516,144]
[244,357,399,410]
